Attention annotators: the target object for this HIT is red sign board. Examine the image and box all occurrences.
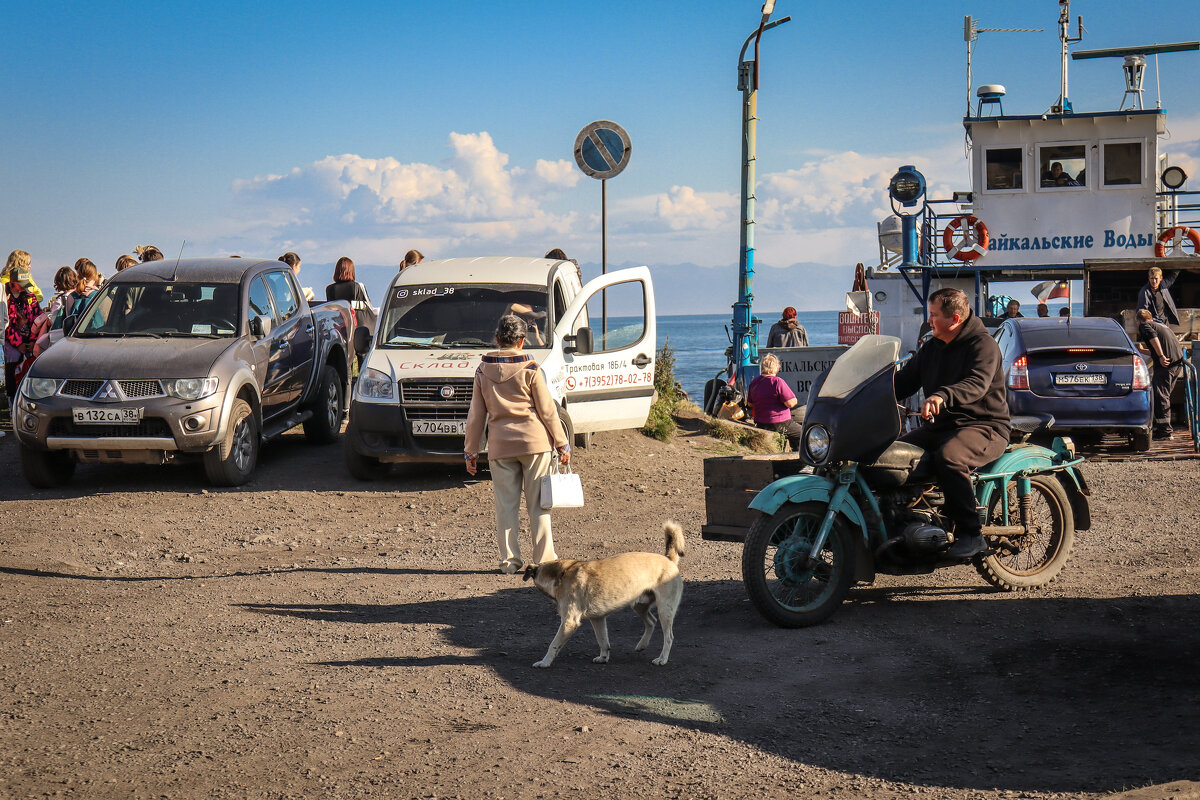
[838,311,880,344]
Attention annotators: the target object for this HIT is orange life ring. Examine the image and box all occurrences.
[1154,226,1200,258]
[942,215,990,261]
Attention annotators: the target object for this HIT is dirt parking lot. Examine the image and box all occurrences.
[1,423,1197,800]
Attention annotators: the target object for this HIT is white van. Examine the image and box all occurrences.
[343,256,656,478]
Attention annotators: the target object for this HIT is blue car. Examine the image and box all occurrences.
[992,316,1153,451]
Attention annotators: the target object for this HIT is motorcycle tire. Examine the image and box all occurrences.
[741,501,856,628]
[977,475,1075,591]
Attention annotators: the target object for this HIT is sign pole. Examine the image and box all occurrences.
[602,178,608,336]
[574,121,631,340]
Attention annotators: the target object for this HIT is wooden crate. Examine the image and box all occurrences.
[700,454,807,542]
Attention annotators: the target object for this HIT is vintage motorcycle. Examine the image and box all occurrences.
[742,334,1091,627]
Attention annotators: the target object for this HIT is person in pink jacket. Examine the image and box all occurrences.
[465,314,571,573]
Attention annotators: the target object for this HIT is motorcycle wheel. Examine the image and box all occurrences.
[741,501,856,628]
[977,475,1075,591]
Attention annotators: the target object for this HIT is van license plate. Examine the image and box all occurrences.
[1054,373,1107,385]
[412,420,465,435]
[73,407,144,424]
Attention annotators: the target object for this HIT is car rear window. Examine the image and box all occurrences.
[1019,321,1132,351]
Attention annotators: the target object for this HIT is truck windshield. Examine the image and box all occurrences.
[74,282,240,338]
[379,284,551,348]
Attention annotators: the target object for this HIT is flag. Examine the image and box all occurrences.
[1031,279,1071,302]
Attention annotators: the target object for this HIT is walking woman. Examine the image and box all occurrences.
[464,314,570,573]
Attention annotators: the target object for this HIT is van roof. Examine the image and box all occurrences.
[391,257,561,288]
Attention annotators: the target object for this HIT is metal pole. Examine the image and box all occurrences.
[602,178,607,339]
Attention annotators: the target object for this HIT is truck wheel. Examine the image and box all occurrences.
[344,434,389,481]
[203,399,258,486]
[19,443,76,489]
[304,366,343,444]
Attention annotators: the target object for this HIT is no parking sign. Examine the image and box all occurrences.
[574,121,632,180]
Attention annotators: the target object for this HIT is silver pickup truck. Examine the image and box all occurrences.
[13,258,353,488]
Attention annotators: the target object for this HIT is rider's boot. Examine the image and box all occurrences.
[944,532,987,560]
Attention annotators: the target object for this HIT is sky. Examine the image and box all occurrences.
[4,0,1199,312]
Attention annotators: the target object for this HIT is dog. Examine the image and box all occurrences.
[522,521,685,668]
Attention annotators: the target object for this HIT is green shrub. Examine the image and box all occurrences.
[642,338,679,441]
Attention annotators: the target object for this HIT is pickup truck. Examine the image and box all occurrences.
[343,256,656,479]
[14,257,353,488]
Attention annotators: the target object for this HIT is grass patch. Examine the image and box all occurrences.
[642,338,680,442]
[703,418,779,453]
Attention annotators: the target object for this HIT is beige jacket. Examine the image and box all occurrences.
[464,350,567,460]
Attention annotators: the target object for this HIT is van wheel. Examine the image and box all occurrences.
[304,366,343,444]
[19,444,76,489]
[204,399,258,486]
[344,434,389,481]
[556,406,575,449]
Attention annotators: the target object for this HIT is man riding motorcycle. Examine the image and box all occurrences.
[894,287,1011,560]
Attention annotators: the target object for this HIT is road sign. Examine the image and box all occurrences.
[574,121,631,180]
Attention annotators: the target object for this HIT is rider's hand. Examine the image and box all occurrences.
[921,395,945,420]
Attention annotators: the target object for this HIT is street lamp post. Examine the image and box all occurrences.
[733,2,790,383]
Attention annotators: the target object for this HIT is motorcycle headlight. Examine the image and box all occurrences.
[165,377,219,401]
[805,424,831,462]
[357,368,394,400]
[22,377,60,400]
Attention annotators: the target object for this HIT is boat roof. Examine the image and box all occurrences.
[393,257,562,287]
[964,108,1163,126]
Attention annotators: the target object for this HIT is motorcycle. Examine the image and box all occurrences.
[741,334,1091,627]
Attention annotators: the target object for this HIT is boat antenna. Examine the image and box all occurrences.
[963,15,1041,155]
[172,241,186,282]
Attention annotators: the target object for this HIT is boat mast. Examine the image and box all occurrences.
[1049,0,1084,114]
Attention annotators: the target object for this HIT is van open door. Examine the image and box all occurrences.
[553,267,656,433]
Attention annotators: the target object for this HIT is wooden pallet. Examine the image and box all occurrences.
[700,454,807,542]
[1077,432,1200,462]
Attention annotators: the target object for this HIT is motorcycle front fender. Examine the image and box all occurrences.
[748,474,869,542]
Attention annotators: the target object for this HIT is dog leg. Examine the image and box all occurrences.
[533,618,579,669]
[589,617,611,664]
[632,600,657,652]
[651,592,678,666]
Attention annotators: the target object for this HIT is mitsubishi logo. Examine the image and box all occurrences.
[439,385,455,399]
[95,381,122,402]
[1074,363,1089,372]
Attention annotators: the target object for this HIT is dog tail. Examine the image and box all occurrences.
[663,520,686,564]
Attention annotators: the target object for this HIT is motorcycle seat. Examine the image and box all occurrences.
[860,441,935,488]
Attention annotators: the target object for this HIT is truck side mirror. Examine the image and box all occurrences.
[250,315,273,338]
[564,327,593,355]
[353,325,373,355]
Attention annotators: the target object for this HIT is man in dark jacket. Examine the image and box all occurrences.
[1136,308,1183,440]
[895,288,1011,559]
[1137,267,1180,325]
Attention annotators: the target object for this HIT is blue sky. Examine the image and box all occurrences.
[4,0,1199,311]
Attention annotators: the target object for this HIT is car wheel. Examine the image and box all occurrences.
[19,443,76,489]
[303,365,343,444]
[203,399,259,486]
[1132,427,1152,452]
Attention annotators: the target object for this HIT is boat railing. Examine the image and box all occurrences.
[1156,190,1200,233]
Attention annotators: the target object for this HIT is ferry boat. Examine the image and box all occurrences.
[866,0,1200,354]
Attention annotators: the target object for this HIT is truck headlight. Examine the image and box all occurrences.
[165,377,219,400]
[22,377,59,399]
[357,368,394,400]
[805,424,831,462]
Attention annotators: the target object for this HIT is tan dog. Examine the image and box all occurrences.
[522,521,685,668]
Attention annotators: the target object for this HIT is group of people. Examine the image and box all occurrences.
[1000,299,1070,319]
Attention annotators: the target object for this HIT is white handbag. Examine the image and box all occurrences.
[540,462,584,509]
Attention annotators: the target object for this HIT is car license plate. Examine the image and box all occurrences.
[73,407,144,424]
[1054,373,1107,385]
[412,420,465,435]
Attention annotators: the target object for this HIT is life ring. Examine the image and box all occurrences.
[1154,226,1200,258]
[943,215,990,261]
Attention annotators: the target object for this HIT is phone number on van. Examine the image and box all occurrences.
[567,371,653,390]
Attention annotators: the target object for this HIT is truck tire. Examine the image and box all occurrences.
[19,443,76,489]
[303,365,343,444]
[203,399,259,486]
[344,434,389,481]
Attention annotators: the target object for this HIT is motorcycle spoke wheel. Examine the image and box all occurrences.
[978,475,1075,591]
[741,502,856,628]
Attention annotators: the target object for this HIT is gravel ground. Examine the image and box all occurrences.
[0,422,1197,800]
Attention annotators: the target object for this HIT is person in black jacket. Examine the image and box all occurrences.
[1137,267,1180,325]
[895,288,1011,559]
[1136,308,1183,440]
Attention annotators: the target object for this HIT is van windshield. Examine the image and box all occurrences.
[379,284,551,348]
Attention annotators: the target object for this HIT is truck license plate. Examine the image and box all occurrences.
[412,420,465,435]
[1054,373,1107,385]
[73,407,144,424]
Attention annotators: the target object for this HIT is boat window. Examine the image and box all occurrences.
[985,148,1023,190]
[1102,141,1142,186]
[1038,144,1086,188]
